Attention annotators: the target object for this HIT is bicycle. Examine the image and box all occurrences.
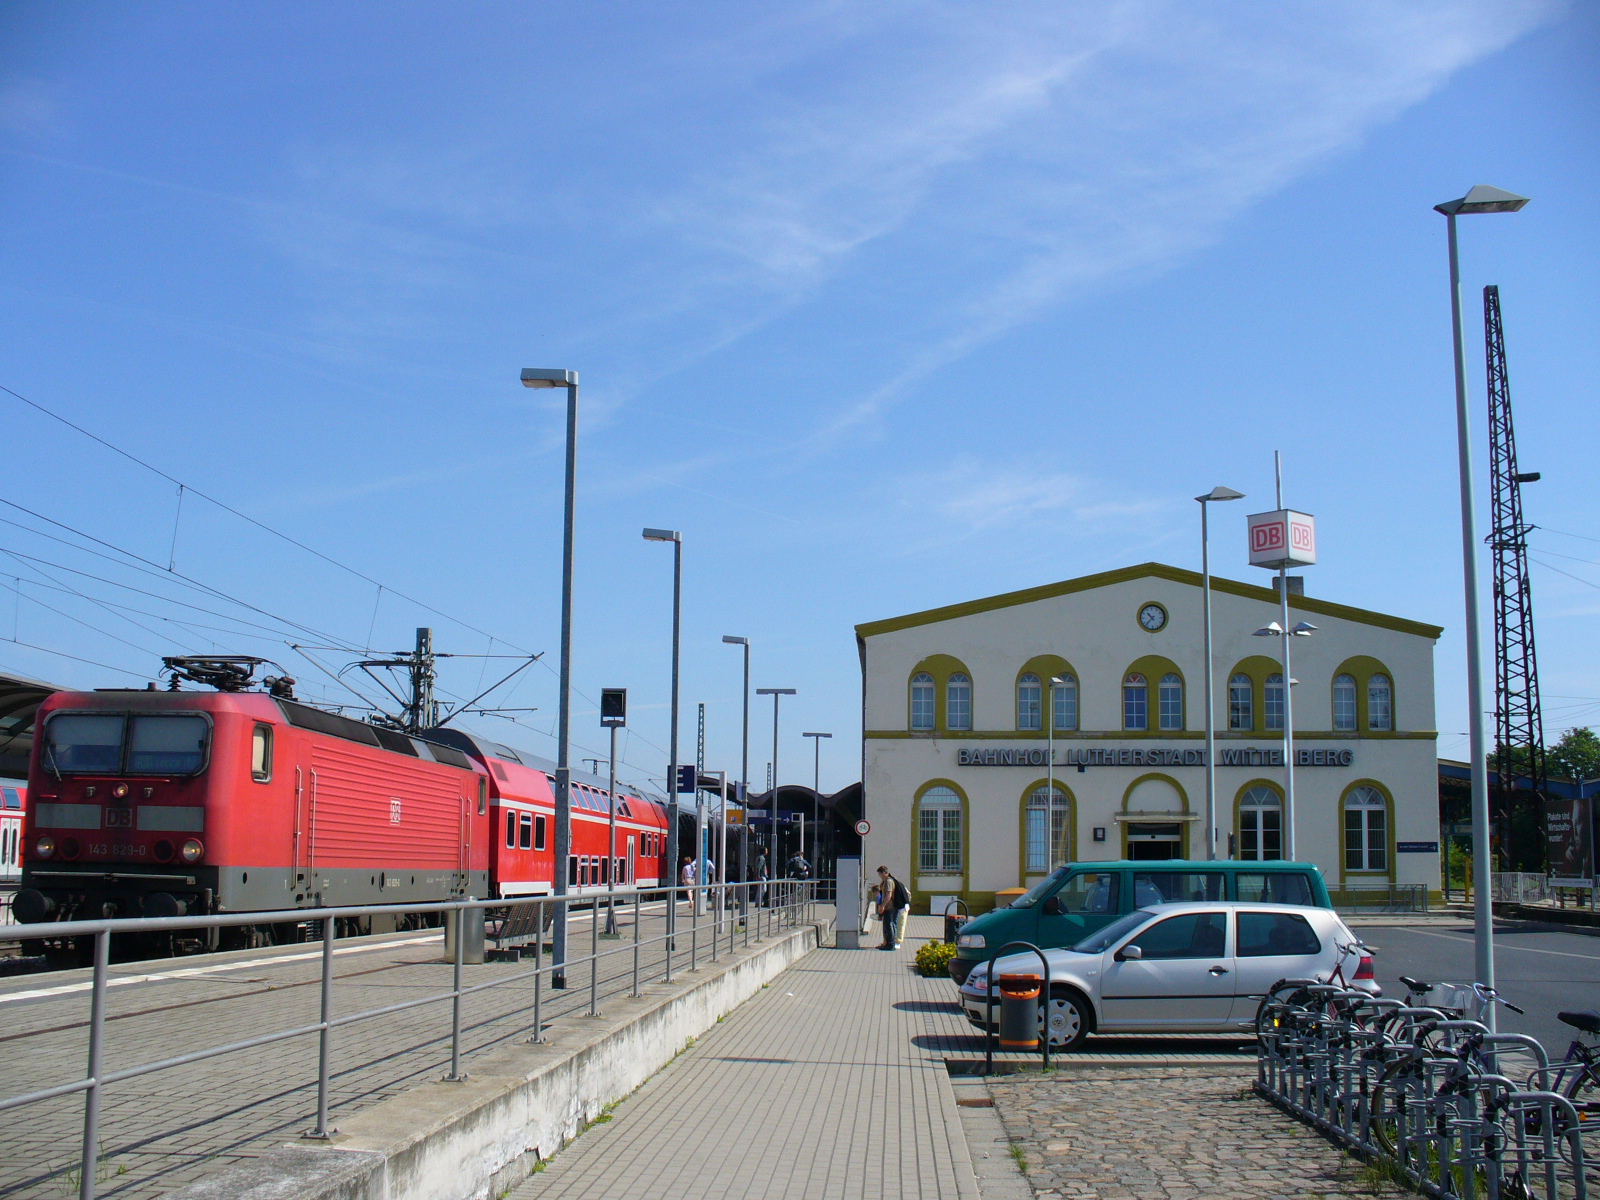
[1254,938,1380,1041]
[1522,1008,1600,1185]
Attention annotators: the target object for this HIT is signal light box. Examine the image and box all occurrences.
[1248,509,1316,569]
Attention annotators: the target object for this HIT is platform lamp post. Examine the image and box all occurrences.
[1436,184,1529,1006]
[521,367,578,987]
[643,528,683,946]
[802,731,831,869]
[1196,486,1245,860]
[757,688,795,883]
[600,689,626,936]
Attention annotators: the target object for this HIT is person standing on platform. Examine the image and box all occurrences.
[876,865,909,951]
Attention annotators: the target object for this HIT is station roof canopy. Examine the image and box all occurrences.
[0,667,66,780]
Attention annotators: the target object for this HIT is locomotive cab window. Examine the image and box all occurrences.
[251,724,273,782]
[128,715,209,775]
[478,777,488,816]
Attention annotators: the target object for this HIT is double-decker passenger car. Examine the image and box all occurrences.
[1,783,24,887]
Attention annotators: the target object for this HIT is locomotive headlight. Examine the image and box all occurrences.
[34,836,55,859]
[180,838,204,864]
[111,783,130,799]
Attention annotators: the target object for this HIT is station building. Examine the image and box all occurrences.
[855,563,1443,913]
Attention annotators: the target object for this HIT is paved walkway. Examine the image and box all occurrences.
[508,918,982,1200]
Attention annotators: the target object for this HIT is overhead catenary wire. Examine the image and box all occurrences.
[0,380,532,654]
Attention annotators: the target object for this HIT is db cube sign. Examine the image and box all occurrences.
[1247,509,1316,569]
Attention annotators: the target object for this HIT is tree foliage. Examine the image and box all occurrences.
[1549,726,1600,783]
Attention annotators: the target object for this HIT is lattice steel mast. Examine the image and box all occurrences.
[1484,284,1545,868]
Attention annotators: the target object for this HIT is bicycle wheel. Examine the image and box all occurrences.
[1255,982,1313,1043]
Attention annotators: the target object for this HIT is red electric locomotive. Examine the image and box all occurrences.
[14,670,673,951]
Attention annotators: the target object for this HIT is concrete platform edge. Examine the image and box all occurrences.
[160,918,831,1200]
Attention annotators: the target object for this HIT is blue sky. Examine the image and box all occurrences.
[1,1,1595,794]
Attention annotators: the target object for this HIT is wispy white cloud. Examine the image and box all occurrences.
[245,1,1561,440]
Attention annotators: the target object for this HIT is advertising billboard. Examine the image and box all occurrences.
[1248,509,1317,569]
[1544,796,1596,879]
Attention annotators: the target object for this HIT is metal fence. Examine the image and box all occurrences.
[1335,884,1430,914]
[0,878,819,1200]
[1495,872,1555,905]
[1256,984,1593,1199]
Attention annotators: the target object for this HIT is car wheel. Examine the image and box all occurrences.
[1040,989,1089,1052]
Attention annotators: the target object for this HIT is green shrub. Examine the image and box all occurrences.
[915,940,958,977]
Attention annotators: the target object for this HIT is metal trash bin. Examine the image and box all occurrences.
[997,974,1041,1049]
[444,904,485,965]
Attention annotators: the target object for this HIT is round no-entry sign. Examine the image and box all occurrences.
[854,819,870,836]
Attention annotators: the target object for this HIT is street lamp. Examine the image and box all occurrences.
[722,635,750,816]
[1196,485,1245,861]
[521,367,578,987]
[756,687,795,874]
[1436,184,1529,1007]
[802,731,831,869]
[1046,677,1068,869]
[643,527,683,943]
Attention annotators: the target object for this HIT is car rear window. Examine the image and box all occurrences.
[1236,871,1315,906]
[1133,872,1225,905]
[1236,911,1321,957]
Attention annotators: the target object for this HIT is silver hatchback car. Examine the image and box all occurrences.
[958,901,1377,1051]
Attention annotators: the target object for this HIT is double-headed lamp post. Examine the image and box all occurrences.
[1436,183,1529,1005]
[1196,486,1245,861]
[643,528,682,943]
[1047,675,1068,869]
[1252,618,1316,860]
[722,635,750,814]
[756,688,795,870]
[802,731,831,867]
[521,367,578,987]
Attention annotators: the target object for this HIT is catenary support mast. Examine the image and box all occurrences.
[1484,284,1545,868]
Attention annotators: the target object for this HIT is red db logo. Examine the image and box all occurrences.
[1252,522,1285,552]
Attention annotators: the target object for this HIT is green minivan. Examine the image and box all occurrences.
[946,860,1332,985]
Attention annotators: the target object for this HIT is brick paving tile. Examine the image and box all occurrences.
[986,1065,1407,1200]
[507,918,979,1200]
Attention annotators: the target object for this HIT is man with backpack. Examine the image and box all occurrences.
[876,865,909,951]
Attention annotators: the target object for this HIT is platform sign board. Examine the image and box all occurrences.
[1248,509,1317,569]
[1545,796,1595,879]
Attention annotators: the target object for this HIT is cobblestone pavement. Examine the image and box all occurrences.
[0,897,813,1200]
[987,1065,1406,1200]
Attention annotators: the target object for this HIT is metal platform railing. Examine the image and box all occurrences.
[0,877,819,1200]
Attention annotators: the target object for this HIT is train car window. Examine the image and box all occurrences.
[44,713,125,773]
[601,857,610,885]
[478,777,488,816]
[568,855,578,886]
[535,815,547,851]
[251,724,273,782]
[128,715,209,775]
[505,811,516,848]
[520,812,533,851]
